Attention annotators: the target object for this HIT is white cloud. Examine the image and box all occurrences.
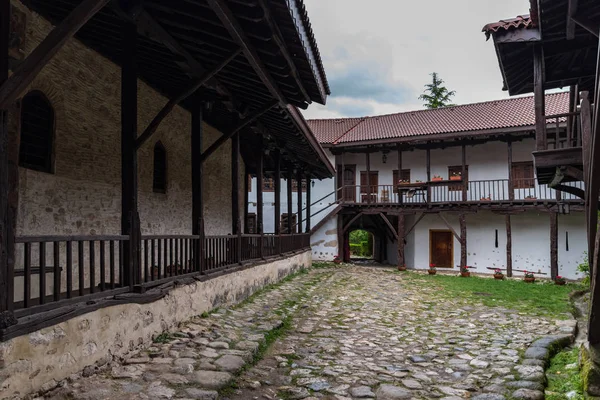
[301,0,530,119]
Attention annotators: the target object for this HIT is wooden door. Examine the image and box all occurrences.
[337,165,356,202]
[360,171,378,202]
[430,230,453,268]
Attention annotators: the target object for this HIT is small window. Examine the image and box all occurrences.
[448,165,468,191]
[153,142,167,193]
[19,90,54,173]
[393,169,411,188]
[512,162,534,189]
[262,177,275,192]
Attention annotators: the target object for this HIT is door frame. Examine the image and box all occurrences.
[429,229,454,268]
[337,164,356,202]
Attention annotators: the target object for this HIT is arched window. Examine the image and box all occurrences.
[19,91,55,173]
[153,141,167,193]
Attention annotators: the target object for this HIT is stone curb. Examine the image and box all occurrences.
[507,318,577,400]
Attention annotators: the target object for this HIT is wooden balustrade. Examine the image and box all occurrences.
[337,179,584,205]
[10,232,311,314]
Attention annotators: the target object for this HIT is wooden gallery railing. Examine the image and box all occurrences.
[12,233,311,316]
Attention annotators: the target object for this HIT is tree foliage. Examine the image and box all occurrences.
[418,72,456,109]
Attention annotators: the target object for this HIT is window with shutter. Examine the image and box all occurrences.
[393,169,411,189]
[262,177,275,192]
[20,91,55,173]
[511,162,534,189]
[359,171,378,193]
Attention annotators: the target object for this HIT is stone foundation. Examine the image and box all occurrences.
[0,251,311,398]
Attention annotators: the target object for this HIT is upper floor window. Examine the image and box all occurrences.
[448,165,468,191]
[153,141,167,193]
[19,90,54,173]
[512,162,534,189]
[393,169,411,188]
[263,177,275,192]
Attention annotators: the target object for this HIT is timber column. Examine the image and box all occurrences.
[305,172,311,233]
[191,101,204,272]
[460,214,467,267]
[231,132,241,263]
[550,212,558,279]
[297,170,303,233]
[397,215,405,269]
[121,20,140,287]
[257,150,264,258]
[0,0,15,320]
[287,170,293,233]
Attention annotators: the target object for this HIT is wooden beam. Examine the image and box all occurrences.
[0,0,110,109]
[461,145,467,201]
[274,151,281,235]
[379,213,398,240]
[533,43,547,151]
[287,170,293,233]
[231,132,240,234]
[590,229,600,344]
[206,0,307,109]
[199,100,277,164]
[191,100,204,272]
[426,149,431,204]
[406,213,425,236]
[306,173,311,233]
[460,214,467,268]
[135,49,241,150]
[397,214,405,269]
[366,152,371,204]
[550,212,558,280]
[343,213,364,234]
[121,20,140,287]
[337,215,344,262]
[437,213,460,242]
[506,214,512,277]
[243,169,249,234]
[571,13,600,38]
[397,144,403,205]
[257,150,264,236]
[567,0,579,40]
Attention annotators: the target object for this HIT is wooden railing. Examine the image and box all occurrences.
[12,232,311,314]
[544,111,582,150]
[338,179,585,205]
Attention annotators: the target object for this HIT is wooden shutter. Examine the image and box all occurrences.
[512,162,534,189]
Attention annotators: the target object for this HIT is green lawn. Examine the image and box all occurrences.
[398,271,584,318]
[546,347,585,400]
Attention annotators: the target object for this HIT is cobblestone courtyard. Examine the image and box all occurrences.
[46,266,576,400]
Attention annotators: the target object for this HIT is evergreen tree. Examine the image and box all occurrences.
[418,72,456,109]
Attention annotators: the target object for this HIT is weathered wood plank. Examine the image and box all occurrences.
[506,214,512,277]
[287,171,293,233]
[437,213,460,242]
[533,44,547,151]
[550,212,558,279]
[306,173,311,233]
[459,214,467,267]
[274,152,281,235]
[297,171,303,233]
[0,0,110,109]
[379,213,398,240]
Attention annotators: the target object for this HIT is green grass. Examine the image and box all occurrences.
[400,272,584,318]
[546,347,585,400]
[152,332,173,344]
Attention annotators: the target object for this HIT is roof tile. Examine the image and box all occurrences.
[307,92,569,145]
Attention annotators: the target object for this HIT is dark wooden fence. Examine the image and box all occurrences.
[12,233,311,315]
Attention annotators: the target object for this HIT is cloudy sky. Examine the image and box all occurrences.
[301,0,531,119]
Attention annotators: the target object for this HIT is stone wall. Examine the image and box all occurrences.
[9,0,243,238]
[0,251,311,398]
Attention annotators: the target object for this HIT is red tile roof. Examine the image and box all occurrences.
[482,15,533,38]
[307,92,569,145]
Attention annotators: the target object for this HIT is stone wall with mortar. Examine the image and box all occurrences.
[8,2,247,300]
[0,251,311,398]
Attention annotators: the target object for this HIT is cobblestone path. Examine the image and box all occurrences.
[45,266,575,400]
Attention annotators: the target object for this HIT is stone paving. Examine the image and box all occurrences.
[42,266,576,400]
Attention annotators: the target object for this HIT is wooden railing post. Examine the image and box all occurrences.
[533,43,547,151]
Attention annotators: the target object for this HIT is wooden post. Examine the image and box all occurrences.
[340,151,345,201]
[366,152,371,204]
[287,170,293,233]
[397,144,403,205]
[461,145,467,201]
[191,101,204,272]
[257,150,264,258]
[397,214,405,269]
[121,21,140,287]
[507,141,514,201]
[243,171,249,234]
[426,148,431,204]
[550,212,558,279]
[337,215,344,262]
[231,132,242,264]
[0,0,15,318]
[459,214,467,267]
[306,173,311,233]
[533,44,547,151]
[274,151,281,235]
[296,170,303,233]
[506,214,513,277]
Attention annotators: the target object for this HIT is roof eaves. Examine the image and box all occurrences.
[332,117,368,145]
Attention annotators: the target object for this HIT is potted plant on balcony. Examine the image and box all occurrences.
[333,255,342,264]
[398,179,411,186]
[523,271,536,283]
[432,175,444,182]
[460,265,471,277]
[398,264,407,271]
[450,171,462,181]
[480,195,491,201]
[555,275,566,286]
[525,195,537,200]
[493,268,504,280]
[428,264,437,275]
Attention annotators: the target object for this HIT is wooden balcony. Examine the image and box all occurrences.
[339,179,584,207]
